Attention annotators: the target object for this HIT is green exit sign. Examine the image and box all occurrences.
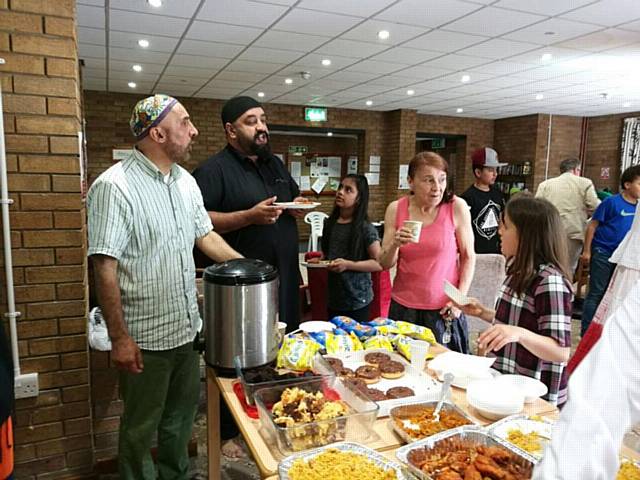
[432,138,446,149]
[288,145,308,155]
[304,107,327,122]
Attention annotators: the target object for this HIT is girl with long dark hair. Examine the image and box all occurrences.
[320,174,382,323]
[453,194,573,406]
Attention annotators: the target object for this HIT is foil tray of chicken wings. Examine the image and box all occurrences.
[395,425,537,480]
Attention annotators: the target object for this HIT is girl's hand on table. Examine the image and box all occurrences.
[478,324,523,353]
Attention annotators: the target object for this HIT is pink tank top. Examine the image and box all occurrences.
[392,196,460,310]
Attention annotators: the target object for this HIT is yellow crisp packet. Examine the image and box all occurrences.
[395,321,437,344]
[277,335,321,371]
[374,324,400,336]
[325,332,363,355]
[363,335,393,352]
[392,334,412,361]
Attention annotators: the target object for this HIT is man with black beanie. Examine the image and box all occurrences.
[193,96,303,331]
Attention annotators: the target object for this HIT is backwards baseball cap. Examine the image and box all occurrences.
[129,94,178,139]
[221,96,262,126]
[471,147,507,168]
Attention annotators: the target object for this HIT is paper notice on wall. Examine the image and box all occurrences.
[300,176,311,191]
[311,176,328,194]
[348,156,358,174]
[275,153,285,163]
[369,164,380,173]
[328,156,342,177]
[292,176,301,188]
[365,173,379,186]
[399,164,409,189]
[290,161,301,178]
[369,155,381,165]
[112,149,133,161]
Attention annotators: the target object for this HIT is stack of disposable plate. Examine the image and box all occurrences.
[467,379,524,420]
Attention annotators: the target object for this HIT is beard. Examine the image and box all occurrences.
[165,138,192,164]
[239,131,271,158]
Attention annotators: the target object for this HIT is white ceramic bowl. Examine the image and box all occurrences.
[495,374,548,403]
[467,379,524,420]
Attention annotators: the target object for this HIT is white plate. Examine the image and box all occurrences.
[273,201,321,209]
[467,379,524,420]
[300,260,331,268]
[443,280,470,306]
[299,321,334,333]
[436,367,501,389]
[495,374,548,403]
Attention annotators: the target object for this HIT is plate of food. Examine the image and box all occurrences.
[390,402,474,443]
[274,200,321,209]
[488,414,554,460]
[301,259,332,268]
[279,442,413,480]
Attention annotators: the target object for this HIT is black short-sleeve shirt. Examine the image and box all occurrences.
[192,145,301,326]
[460,185,505,254]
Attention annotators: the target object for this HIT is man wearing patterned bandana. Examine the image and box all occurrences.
[87,94,242,480]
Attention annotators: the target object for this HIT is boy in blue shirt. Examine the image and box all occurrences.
[581,164,640,335]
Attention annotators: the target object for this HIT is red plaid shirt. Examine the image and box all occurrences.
[492,264,573,406]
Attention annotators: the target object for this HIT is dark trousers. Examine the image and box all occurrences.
[581,247,616,336]
[328,304,370,324]
[118,343,199,480]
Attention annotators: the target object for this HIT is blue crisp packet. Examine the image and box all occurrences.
[333,327,349,335]
[365,317,396,327]
[308,331,328,348]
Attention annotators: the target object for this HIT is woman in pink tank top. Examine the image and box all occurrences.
[379,152,476,353]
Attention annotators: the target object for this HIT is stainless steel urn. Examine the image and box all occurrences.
[203,258,279,370]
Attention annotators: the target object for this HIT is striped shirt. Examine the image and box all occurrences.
[492,264,573,406]
[87,148,212,350]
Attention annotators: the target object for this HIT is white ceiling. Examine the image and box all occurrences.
[77,0,640,119]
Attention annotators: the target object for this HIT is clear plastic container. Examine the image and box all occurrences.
[253,376,379,455]
[234,354,333,406]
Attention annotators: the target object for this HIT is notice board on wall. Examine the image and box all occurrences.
[287,153,354,195]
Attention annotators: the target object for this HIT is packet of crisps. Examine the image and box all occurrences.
[392,334,413,361]
[325,331,363,355]
[308,331,328,348]
[395,321,437,344]
[276,335,321,371]
[374,324,400,336]
[365,317,396,327]
[329,315,355,329]
[363,335,393,352]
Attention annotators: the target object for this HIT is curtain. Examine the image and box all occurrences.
[620,117,640,172]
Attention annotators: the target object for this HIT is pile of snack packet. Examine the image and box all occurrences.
[277,316,436,371]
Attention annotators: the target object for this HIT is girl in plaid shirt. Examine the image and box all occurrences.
[455,195,573,406]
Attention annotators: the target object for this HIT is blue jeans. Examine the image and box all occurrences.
[581,247,616,336]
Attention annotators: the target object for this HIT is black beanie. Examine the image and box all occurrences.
[221,96,262,126]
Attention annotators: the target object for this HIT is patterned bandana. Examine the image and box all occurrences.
[129,94,178,139]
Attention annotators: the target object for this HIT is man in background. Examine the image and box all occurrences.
[536,157,599,275]
[460,147,508,254]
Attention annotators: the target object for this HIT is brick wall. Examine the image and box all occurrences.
[584,110,640,190]
[0,1,92,478]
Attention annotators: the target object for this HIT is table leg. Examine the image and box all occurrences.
[207,368,221,480]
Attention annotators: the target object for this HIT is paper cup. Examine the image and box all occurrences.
[409,339,430,371]
[403,220,422,243]
[276,321,287,345]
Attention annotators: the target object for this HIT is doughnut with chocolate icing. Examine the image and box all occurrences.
[365,388,388,402]
[355,365,381,384]
[386,386,414,399]
[338,367,355,378]
[379,360,405,379]
[364,352,391,366]
[324,357,343,373]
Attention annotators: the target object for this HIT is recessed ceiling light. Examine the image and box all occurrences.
[456,108,464,113]
[147,0,162,7]
[327,132,333,137]
[541,53,552,62]
[406,89,415,96]
[132,64,142,72]
[365,100,373,106]
[544,31,555,35]
[624,102,631,107]
[535,93,544,100]
[377,30,390,40]
[321,58,331,66]
[600,92,609,99]
[138,39,150,48]
[461,74,470,83]
[257,92,265,98]
[285,78,293,84]
[128,82,137,89]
